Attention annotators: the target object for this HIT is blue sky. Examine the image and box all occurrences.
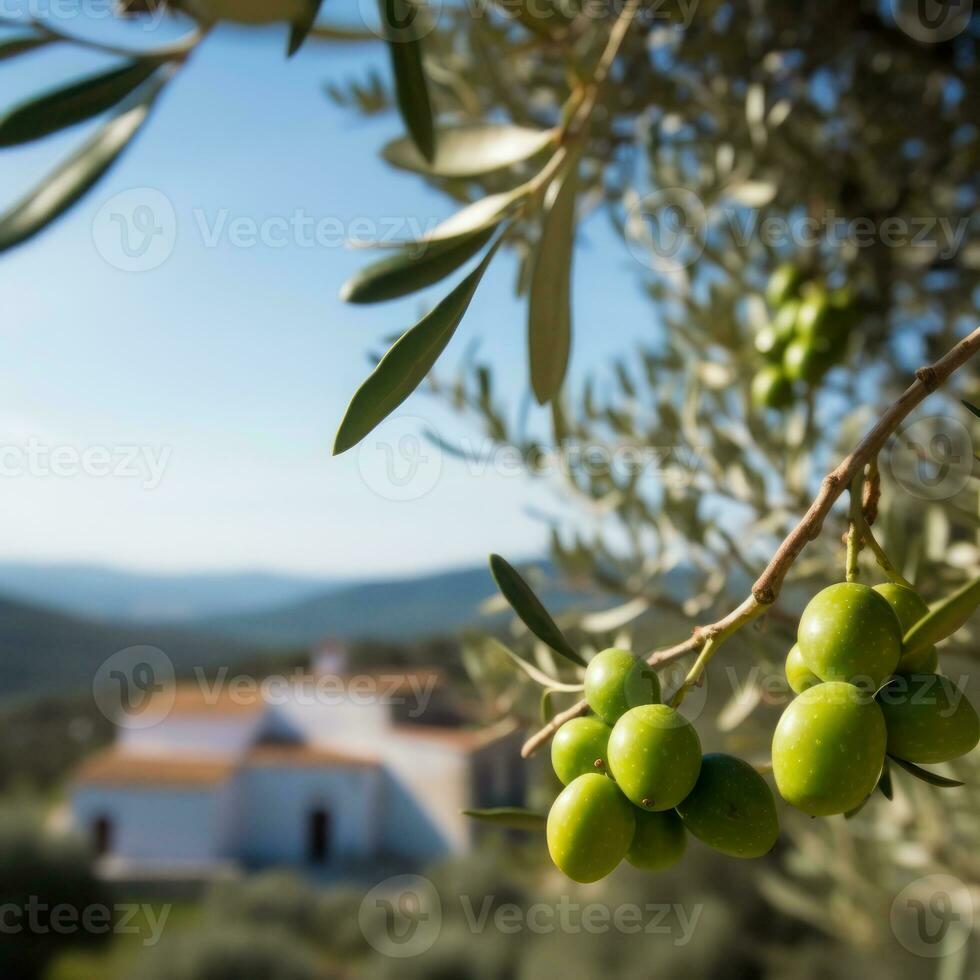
[0,5,659,578]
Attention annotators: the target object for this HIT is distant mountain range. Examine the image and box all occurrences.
[0,560,579,702]
[0,562,342,624]
[195,563,584,646]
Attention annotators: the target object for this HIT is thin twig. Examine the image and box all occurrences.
[845,470,865,582]
[521,326,980,757]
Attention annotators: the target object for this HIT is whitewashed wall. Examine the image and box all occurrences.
[233,765,381,866]
[72,784,233,864]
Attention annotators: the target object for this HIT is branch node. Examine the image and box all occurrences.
[915,366,939,392]
[752,585,776,604]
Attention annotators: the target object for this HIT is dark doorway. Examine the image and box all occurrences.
[92,816,112,857]
[308,808,331,864]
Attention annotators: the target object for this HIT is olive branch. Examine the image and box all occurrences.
[519,324,980,758]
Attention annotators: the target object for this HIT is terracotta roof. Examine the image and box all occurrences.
[150,685,267,717]
[245,745,379,769]
[74,750,236,788]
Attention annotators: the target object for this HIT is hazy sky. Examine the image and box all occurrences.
[0,4,660,578]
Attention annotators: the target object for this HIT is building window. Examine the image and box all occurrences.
[92,815,113,857]
[308,808,331,865]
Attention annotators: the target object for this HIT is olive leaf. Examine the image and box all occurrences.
[483,636,583,689]
[356,187,527,249]
[878,759,893,800]
[286,0,323,58]
[888,755,965,788]
[287,0,326,57]
[902,575,980,659]
[0,73,168,255]
[333,243,498,455]
[383,123,557,177]
[382,0,435,162]
[0,58,162,148]
[340,223,497,304]
[488,554,585,666]
[461,807,546,830]
[0,35,53,62]
[528,158,579,404]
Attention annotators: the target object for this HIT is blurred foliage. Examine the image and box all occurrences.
[0,806,111,980]
[328,1,980,972]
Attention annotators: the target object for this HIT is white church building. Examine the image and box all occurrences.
[70,648,525,875]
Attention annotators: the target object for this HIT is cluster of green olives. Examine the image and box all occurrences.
[546,648,779,883]
[774,582,979,816]
[751,263,858,410]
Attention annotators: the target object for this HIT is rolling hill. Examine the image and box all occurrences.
[0,562,339,624]
[0,594,268,705]
[194,561,605,647]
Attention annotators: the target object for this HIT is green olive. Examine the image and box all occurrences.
[772,682,886,816]
[795,288,832,342]
[584,648,661,725]
[751,366,793,410]
[873,582,939,673]
[626,808,686,871]
[877,674,979,764]
[546,774,635,883]
[607,705,702,811]
[785,644,821,695]
[675,754,779,858]
[783,337,833,384]
[772,299,801,343]
[766,263,803,307]
[551,716,613,785]
[797,582,902,691]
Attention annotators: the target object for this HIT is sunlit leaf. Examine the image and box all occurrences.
[889,755,964,788]
[340,223,498,303]
[383,123,557,177]
[902,575,980,659]
[483,636,583,689]
[528,160,578,404]
[333,244,497,454]
[461,807,546,830]
[382,0,434,161]
[357,187,527,248]
[488,554,585,666]
[0,59,162,148]
[0,73,167,254]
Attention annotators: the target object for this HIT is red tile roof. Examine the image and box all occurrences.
[74,750,236,788]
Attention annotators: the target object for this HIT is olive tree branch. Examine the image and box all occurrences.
[520,325,980,758]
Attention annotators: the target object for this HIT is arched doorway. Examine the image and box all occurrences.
[308,808,331,865]
[92,815,113,857]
